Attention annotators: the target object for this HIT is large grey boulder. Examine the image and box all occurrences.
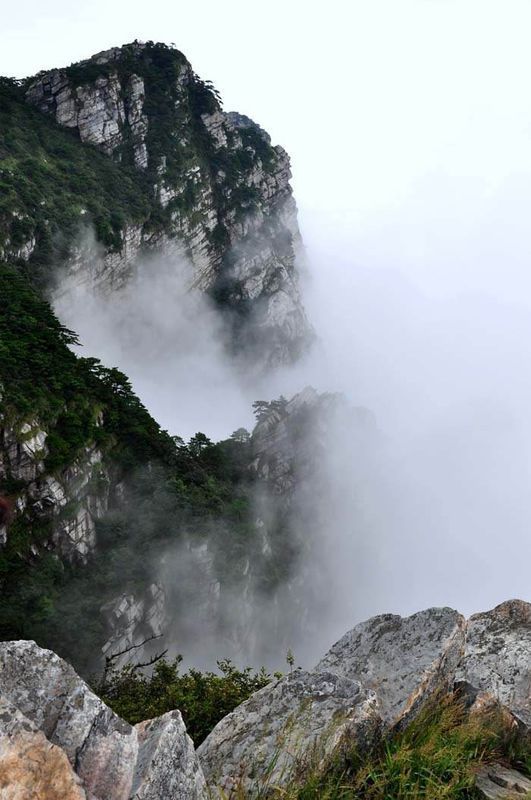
[0,640,207,800]
[197,602,531,797]
[316,607,466,727]
[197,669,380,798]
[456,599,531,733]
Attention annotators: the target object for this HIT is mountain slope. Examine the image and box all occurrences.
[0,41,318,674]
[1,41,310,366]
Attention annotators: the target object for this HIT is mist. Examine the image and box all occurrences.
[46,1,531,668]
[52,205,531,670]
[291,202,531,646]
[53,250,257,441]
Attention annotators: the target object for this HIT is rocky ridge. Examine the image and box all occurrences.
[198,599,531,797]
[1,600,528,798]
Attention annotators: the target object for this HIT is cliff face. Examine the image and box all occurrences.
[0,414,114,563]
[0,42,316,675]
[17,41,310,366]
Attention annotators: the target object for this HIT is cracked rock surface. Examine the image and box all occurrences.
[198,601,530,797]
[1,601,529,799]
[0,640,206,800]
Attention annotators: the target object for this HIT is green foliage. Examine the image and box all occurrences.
[0,79,151,281]
[94,656,275,745]
[0,264,257,671]
[0,263,175,646]
[264,694,531,800]
[0,264,172,467]
[0,41,294,675]
[0,42,232,288]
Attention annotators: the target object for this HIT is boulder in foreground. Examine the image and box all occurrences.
[0,640,206,800]
[198,600,530,797]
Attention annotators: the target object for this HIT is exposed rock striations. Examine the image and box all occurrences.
[20,41,311,366]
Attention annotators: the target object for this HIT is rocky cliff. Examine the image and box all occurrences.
[101,388,375,673]
[0,40,316,677]
[0,277,352,676]
[0,296,376,675]
[1,600,529,799]
[2,41,310,367]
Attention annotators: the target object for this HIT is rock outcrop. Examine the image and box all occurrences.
[22,42,311,367]
[0,415,114,563]
[316,606,466,726]
[0,601,529,798]
[0,640,206,800]
[197,670,380,797]
[0,698,87,800]
[455,599,531,734]
[198,600,531,797]
[100,583,167,666]
[476,764,531,799]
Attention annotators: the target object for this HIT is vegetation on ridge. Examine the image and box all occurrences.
[0,76,152,281]
[95,655,276,746]
[0,263,258,673]
[235,694,531,799]
[0,41,283,292]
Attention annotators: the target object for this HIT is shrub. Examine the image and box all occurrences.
[94,656,276,745]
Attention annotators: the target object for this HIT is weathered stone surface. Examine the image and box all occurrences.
[100,583,167,666]
[476,763,531,799]
[0,415,112,563]
[197,669,380,797]
[0,640,137,798]
[316,607,466,727]
[456,599,531,733]
[0,698,88,800]
[0,640,206,800]
[132,711,207,799]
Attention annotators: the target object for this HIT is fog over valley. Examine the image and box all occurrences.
[43,1,531,664]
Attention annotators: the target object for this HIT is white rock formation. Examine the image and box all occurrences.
[316,606,466,726]
[456,599,531,734]
[0,640,207,800]
[197,669,380,797]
